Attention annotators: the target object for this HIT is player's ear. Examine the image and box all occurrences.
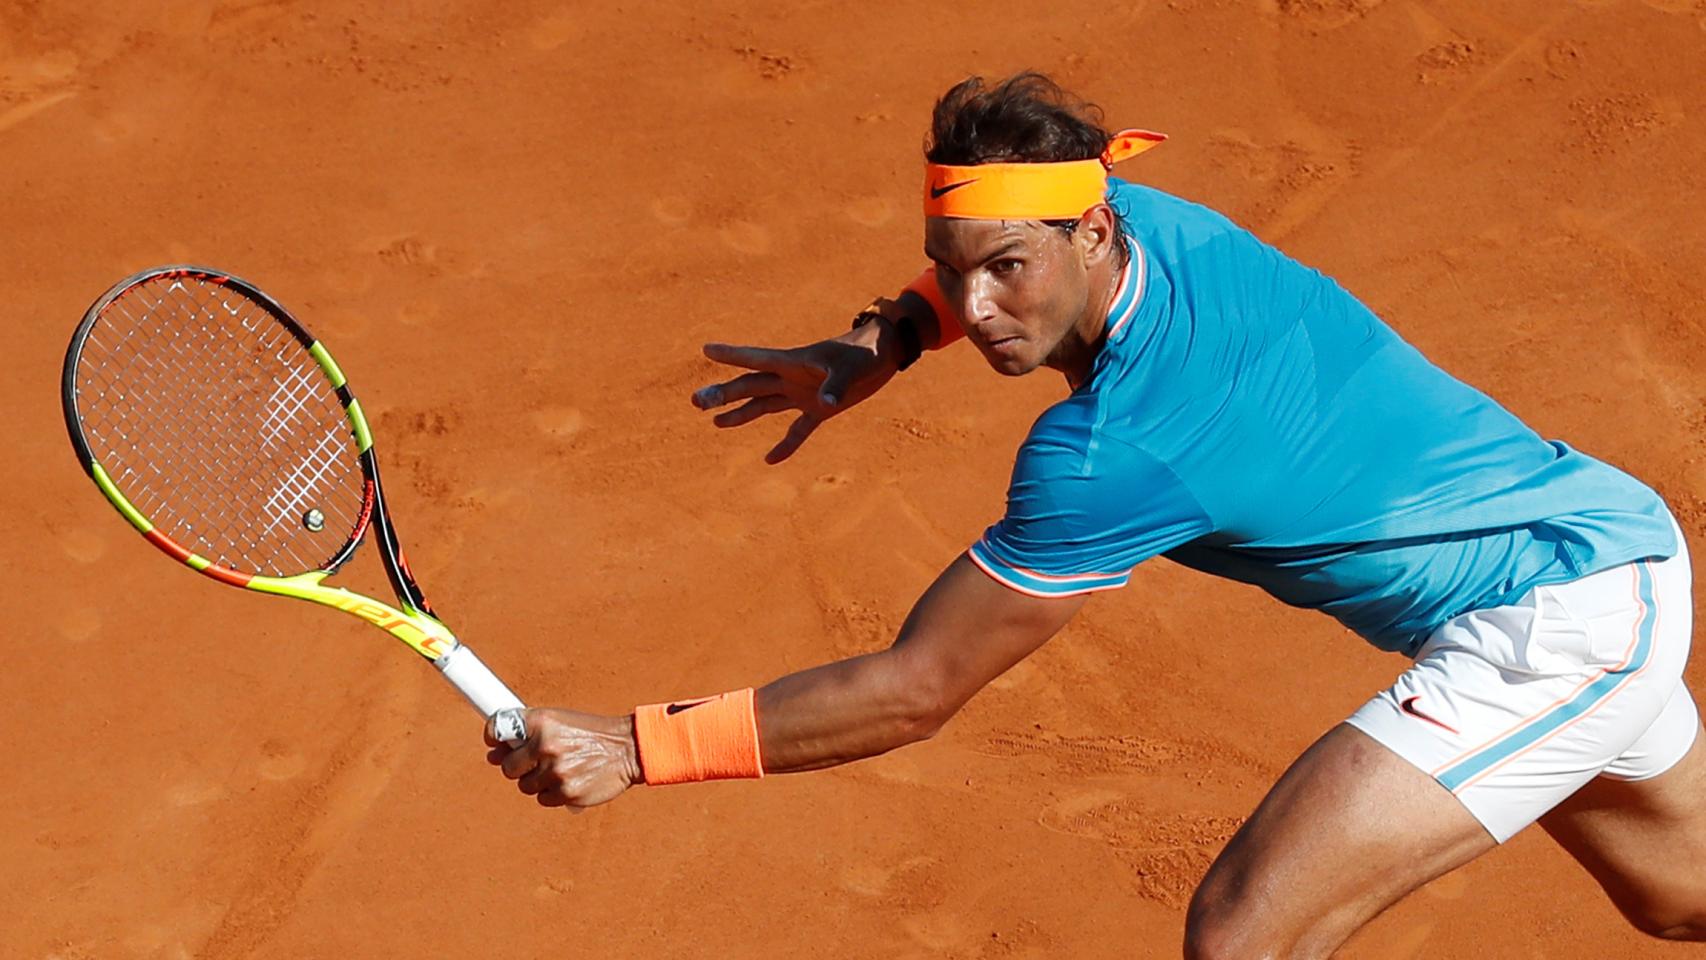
[1074,203,1118,267]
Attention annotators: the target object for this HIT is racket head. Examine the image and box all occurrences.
[63,265,375,585]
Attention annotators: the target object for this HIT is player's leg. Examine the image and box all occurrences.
[1189,542,1693,958]
[1536,519,1704,941]
[1183,722,1495,960]
[1539,686,1706,940]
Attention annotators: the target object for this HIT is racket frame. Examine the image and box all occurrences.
[62,267,511,699]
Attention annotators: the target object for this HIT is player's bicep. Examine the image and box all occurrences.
[888,554,1088,717]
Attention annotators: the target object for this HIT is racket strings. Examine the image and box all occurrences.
[73,274,367,577]
[141,282,365,571]
[84,284,361,575]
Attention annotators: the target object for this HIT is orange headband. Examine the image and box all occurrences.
[923,128,1166,220]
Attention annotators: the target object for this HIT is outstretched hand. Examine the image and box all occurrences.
[692,316,901,464]
[485,708,642,810]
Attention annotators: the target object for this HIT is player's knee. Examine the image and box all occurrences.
[1181,915,1239,960]
[1183,908,1277,960]
[1637,919,1706,941]
[1627,903,1706,941]
[1183,878,1281,960]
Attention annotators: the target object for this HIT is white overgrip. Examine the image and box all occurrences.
[436,643,525,718]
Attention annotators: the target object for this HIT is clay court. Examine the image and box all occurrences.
[5,0,1706,956]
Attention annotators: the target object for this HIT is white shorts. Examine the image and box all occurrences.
[1347,525,1698,843]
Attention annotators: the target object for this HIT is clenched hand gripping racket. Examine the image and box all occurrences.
[62,265,528,743]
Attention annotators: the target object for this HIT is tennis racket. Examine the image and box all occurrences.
[62,265,528,743]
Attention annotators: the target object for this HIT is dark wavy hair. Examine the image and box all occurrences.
[925,72,1127,250]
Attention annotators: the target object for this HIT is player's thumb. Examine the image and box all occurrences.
[818,364,858,410]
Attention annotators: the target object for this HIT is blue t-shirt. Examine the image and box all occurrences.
[966,179,1677,655]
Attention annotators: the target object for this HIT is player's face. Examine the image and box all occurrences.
[924,217,1093,377]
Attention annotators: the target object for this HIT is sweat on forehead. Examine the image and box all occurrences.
[923,219,1069,266]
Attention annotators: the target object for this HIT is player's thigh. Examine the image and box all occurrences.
[1541,689,1706,940]
[1189,544,1691,959]
[1185,723,1496,960]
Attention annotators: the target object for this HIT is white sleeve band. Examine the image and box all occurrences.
[436,644,526,716]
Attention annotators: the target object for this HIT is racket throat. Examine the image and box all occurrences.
[247,572,458,660]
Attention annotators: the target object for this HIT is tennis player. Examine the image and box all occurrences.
[489,74,1705,955]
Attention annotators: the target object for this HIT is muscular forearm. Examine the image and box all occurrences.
[754,648,944,773]
[490,560,1080,807]
[751,557,1081,775]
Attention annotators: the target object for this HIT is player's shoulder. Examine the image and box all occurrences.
[1107,178,1247,237]
[1019,391,1098,456]
[1110,177,1347,322]
[1108,178,1297,281]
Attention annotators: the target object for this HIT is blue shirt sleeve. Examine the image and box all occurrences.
[968,402,1214,597]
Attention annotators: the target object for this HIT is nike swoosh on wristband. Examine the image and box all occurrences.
[929,179,979,199]
[1400,695,1460,735]
[665,697,715,716]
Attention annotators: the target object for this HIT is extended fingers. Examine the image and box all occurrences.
[693,371,784,411]
[765,413,821,465]
[702,342,808,375]
[714,395,792,428]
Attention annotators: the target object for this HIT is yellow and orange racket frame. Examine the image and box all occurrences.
[62,265,526,732]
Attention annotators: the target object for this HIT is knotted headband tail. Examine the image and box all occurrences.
[1102,129,1167,166]
[922,128,1166,220]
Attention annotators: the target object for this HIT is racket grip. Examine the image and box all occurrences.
[437,644,526,737]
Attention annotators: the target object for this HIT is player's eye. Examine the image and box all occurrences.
[991,258,1022,276]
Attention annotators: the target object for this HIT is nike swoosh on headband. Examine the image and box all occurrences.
[929,179,979,199]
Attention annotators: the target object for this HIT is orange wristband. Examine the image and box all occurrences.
[903,269,963,349]
[634,688,764,785]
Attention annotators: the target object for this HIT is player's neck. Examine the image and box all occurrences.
[1050,252,1123,390]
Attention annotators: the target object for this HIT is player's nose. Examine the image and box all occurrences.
[953,274,1000,329]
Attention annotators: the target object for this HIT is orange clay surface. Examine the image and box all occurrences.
[5,2,1706,957]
